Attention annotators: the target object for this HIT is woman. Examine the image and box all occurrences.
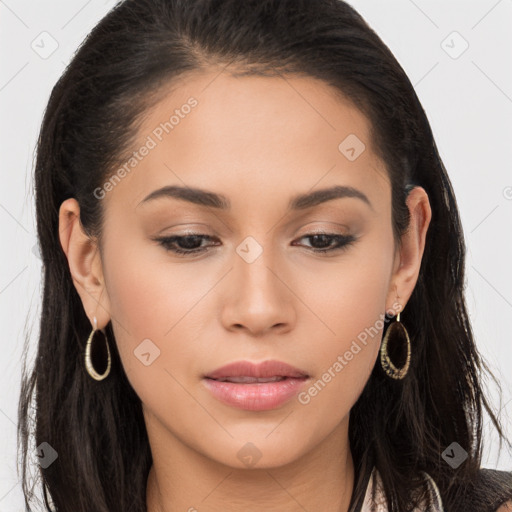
[18,0,512,511]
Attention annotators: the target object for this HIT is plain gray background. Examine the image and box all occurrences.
[1,0,511,509]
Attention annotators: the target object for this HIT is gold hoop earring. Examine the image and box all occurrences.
[85,316,111,381]
[380,308,411,380]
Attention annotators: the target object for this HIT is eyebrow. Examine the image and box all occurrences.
[137,184,373,212]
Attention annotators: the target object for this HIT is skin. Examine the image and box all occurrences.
[59,70,431,512]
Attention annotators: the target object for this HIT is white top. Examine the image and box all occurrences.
[361,467,445,511]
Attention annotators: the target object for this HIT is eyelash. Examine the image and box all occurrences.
[154,232,356,256]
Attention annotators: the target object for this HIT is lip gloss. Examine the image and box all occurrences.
[202,377,309,411]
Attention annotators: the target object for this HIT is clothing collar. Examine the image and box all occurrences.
[361,466,445,511]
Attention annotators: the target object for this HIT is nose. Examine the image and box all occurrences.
[220,243,296,337]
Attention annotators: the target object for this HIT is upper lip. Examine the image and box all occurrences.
[204,360,309,380]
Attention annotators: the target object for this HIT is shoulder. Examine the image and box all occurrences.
[477,468,512,511]
[423,467,512,512]
[361,466,512,512]
[450,468,512,512]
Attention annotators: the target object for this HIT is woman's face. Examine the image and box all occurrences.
[61,70,430,470]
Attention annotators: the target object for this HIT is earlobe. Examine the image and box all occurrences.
[58,198,111,328]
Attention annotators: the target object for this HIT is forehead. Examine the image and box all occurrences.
[101,70,389,212]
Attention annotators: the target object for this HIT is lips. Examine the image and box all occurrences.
[204,360,309,381]
[214,376,287,383]
[202,377,309,411]
[202,360,310,411]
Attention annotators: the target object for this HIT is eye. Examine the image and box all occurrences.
[154,231,356,257]
[154,234,219,256]
[292,233,356,253]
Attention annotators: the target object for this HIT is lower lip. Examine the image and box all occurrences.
[202,377,309,411]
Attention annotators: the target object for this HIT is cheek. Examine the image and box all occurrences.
[101,237,215,384]
[304,236,392,343]
[295,237,393,411]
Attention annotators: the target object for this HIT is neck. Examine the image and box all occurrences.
[146,415,355,512]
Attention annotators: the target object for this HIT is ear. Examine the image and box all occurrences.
[386,186,432,313]
[58,198,112,329]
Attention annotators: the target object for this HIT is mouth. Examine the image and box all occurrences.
[206,376,296,383]
[202,360,310,411]
[204,359,309,380]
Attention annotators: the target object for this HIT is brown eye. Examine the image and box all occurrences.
[155,234,219,256]
[293,233,356,253]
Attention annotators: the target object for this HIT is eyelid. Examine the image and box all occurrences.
[297,226,350,235]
